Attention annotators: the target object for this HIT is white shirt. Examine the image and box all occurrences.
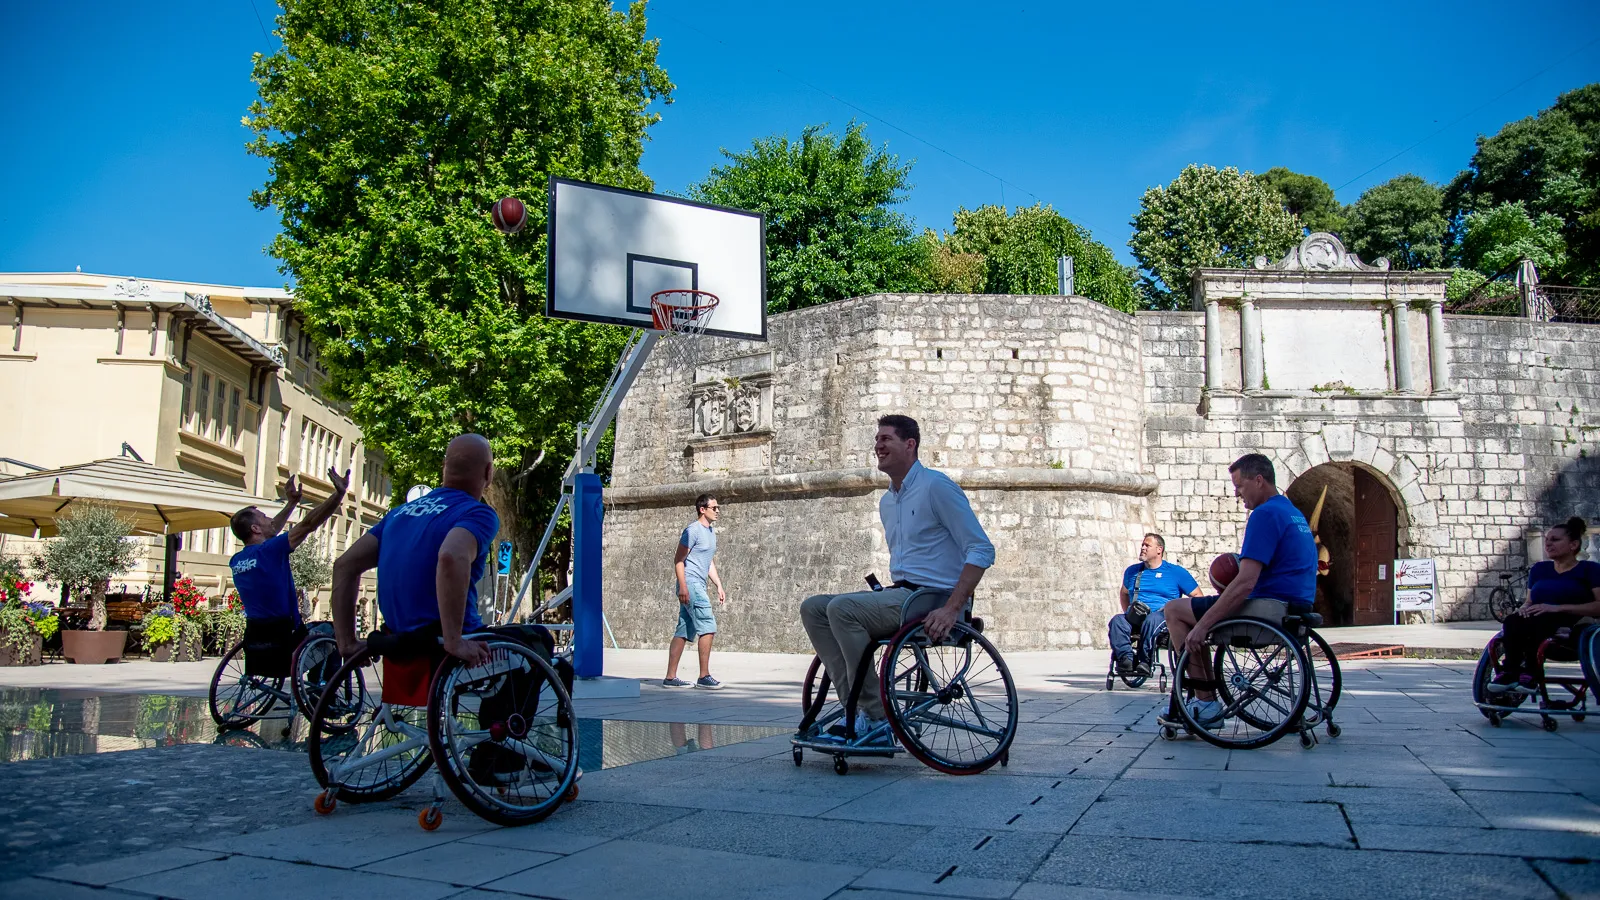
[880,461,995,590]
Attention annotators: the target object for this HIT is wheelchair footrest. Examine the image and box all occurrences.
[791,737,898,758]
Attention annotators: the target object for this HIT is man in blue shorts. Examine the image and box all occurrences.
[228,466,349,673]
[1109,533,1203,677]
[664,493,727,689]
[1164,453,1317,728]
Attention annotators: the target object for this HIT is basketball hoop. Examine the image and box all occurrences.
[650,289,719,368]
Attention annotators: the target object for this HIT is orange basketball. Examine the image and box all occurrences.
[1209,553,1241,592]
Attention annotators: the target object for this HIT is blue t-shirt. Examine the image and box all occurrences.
[369,487,500,635]
[679,521,717,589]
[1240,494,1318,607]
[1121,561,1198,613]
[1528,560,1600,607]
[229,533,300,622]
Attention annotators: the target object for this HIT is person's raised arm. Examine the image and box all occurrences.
[437,526,490,665]
[264,475,304,538]
[287,467,351,550]
[331,531,379,658]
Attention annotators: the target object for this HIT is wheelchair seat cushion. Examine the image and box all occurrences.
[242,617,306,678]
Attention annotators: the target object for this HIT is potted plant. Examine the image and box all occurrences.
[140,605,179,661]
[290,534,333,620]
[204,590,246,655]
[0,557,53,666]
[32,502,141,664]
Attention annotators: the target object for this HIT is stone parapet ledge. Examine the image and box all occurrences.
[606,465,1159,508]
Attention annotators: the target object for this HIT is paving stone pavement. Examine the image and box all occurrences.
[3,651,1600,899]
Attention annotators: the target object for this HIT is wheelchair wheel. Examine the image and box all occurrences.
[1174,616,1310,750]
[428,639,578,827]
[1471,635,1524,721]
[208,640,284,729]
[307,647,433,803]
[798,655,844,739]
[291,634,362,731]
[880,620,1018,775]
[1304,628,1342,718]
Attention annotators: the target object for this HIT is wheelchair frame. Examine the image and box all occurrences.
[792,588,1018,776]
[1472,625,1596,732]
[1106,624,1170,693]
[208,622,346,733]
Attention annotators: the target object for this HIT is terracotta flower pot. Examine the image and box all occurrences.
[0,635,43,666]
[62,629,128,664]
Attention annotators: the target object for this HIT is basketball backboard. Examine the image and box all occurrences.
[546,177,766,341]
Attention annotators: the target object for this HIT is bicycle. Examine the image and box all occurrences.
[1489,571,1525,623]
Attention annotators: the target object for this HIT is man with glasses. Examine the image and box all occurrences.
[664,494,727,689]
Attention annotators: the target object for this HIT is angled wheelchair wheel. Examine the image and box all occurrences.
[880,621,1018,775]
[1304,628,1342,718]
[1175,616,1309,750]
[307,647,433,803]
[428,639,579,827]
[799,655,844,739]
[1119,671,1150,690]
[208,640,284,729]
[1472,635,1523,722]
[291,633,362,732]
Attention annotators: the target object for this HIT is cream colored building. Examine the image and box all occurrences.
[0,272,388,615]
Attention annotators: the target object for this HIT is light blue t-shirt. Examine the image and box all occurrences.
[679,521,716,588]
[1240,494,1318,607]
[368,487,499,635]
[1121,561,1198,613]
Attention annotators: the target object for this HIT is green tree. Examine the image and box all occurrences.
[1343,174,1449,270]
[246,0,671,578]
[690,122,926,314]
[1128,165,1303,309]
[31,502,140,631]
[1256,167,1347,235]
[1446,84,1600,284]
[1459,202,1568,276]
[289,534,334,620]
[927,204,1136,312]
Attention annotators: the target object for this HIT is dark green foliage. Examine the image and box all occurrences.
[929,204,1136,312]
[1344,175,1449,270]
[1257,167,1348,235]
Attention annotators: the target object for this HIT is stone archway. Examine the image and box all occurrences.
[1285,461,1404,626]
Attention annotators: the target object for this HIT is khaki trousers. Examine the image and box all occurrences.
[800,587,910,722]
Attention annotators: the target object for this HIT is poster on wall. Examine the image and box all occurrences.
[1394,558,1437,619]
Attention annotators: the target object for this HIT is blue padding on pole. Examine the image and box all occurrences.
[572,473,605,678]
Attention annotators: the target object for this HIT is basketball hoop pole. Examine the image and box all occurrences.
[502,329,660,671]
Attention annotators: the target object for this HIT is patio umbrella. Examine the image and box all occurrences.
[0,457,279,538]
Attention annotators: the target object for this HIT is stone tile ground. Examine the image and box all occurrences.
[2,649,1599,899]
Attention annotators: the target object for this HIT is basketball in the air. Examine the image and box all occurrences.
[491,197,527,234]
[1209,553,1241,591]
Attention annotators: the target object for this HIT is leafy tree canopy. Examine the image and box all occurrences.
[1459,201,1568,276]
[1128,165,1303,309]
[926,204,1136,312]
[246,0,671,571]
[689,122,927,314]
[1343,174,1449,270]
[1446,83,1600,284]
[1257,167,1348,235]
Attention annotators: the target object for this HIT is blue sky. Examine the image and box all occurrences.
[2,1,1598,288]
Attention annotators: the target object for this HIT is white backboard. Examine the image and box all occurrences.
[546,178,766,341]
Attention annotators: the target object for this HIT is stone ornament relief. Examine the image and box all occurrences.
[1254,232,1390,272]
[692,376,771,438]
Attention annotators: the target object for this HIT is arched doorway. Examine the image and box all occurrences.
[1285,464,1400,626]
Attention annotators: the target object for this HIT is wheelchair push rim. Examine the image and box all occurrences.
[208,640,289,729]
[1172,616,1310,750]
[427,639,579,827]
[291,633,364,733]
[306,646,434,802]
[880,619,1018,775]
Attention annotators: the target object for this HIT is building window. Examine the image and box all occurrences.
[210,379,226,443]
[196,373,211,434]
[278,412,290,465]
[228,387,242,448]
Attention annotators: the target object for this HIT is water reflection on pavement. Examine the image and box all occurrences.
[0,688,786,770]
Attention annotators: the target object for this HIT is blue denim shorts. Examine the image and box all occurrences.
[674,583,717,639]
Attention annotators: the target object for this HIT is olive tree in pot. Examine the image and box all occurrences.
[32,502,141,664]
[289,534,333,621]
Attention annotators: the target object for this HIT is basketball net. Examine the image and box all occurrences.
[650,289,719,370]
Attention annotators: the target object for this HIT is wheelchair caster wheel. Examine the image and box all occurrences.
[1000,750,1009,768]
[1105,676,1114,691]
[833,756,849,776]
[313,791,337,815]
[1299,731,1314,749]
[793,747,804,767]
[1160,725,1178,741]
[564,784,580,802]
[1575,714,1586,723]
[419,807,443,831]
[1543,717,1559,733]
[1326,722,1341,738]
[1488,712,1503,727]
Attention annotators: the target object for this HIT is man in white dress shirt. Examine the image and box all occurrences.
[799,414,995,745]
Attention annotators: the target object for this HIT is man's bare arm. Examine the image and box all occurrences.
[674,543,691,604]
[264,475,303,538]
[287,468,351,550]
[1193,558,1263,636]
[1119,586,1131,612]
[437,527,489,664]
[331,532,379,658]
[923,563,987,641]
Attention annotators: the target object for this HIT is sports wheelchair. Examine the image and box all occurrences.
[1159,599,1342,750]
[208,620,348,733]
[1106,613,1170,693]
[793,588,1019,776]
[1473,620,1599,732]
[307,625,580,829]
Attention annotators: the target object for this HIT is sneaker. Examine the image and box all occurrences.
[1510,674,1539,696]
[1133,657,1153,677]
[662,677,691,688]
[858,716,896,748]
[695,675,724,690]
[1485,671,1521,694]
[1186,699,1225,731]
[1115,654,1135,675]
